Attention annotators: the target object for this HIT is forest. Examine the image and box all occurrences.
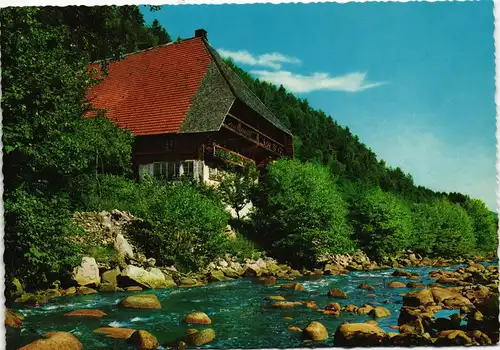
[2,6,498,294]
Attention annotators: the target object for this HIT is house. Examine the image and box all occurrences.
[86,29,293,184]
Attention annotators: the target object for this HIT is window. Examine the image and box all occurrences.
[182,161,194,177]
[165,139,174,152]
[153,162,167,179]
[168,162,180,179]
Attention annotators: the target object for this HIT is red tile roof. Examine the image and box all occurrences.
[86,37,212,136]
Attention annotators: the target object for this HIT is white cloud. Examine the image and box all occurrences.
[218,49,301,69]
[250,70,386,93]
[358,118,497,211]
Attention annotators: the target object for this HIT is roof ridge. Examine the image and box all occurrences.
[202,40,292,135]
[90,37,202,65]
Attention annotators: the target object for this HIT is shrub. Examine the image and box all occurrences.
[79,175,230,271]
[252,159,354,267]
[4,189,83,290]
[351,187,413,260]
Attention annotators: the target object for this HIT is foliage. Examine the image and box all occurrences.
[222,235,262,262]
[462,198,497,254]
[216,163,259,219]
[411,202,439,256]
[252,159,354,267]
[350,187,414,260]
[1,6,165,290]
[80,175,230,271]
[430,198,477,258]
[3,189,83,289]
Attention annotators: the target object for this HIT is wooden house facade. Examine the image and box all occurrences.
[86,29,293,184]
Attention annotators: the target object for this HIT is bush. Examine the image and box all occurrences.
[4,189,83,290]
[252,159,354,267]
[351,187,413,260]
[222,235,262,262]
[79,175,230,271]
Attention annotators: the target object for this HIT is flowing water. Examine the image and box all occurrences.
[7,263,485,349]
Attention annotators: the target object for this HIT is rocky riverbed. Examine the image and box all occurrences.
[6,258,499,349]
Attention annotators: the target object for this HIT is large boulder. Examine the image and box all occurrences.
[19,332,83,350]
[403,289,434,307]
[127,330,159,350]
[72,257,100,287]
[388,281,406,288]
[114,233,135,262]
[327,288,347,299]
[93,327,136,339]
[119,294,161,309]
[118,265,176,289]
[280,282,305,291]
[184,328,216,346]
[183,312,211,325]
[369,307,391,318]
[334,323,387,346]
[434,330,474,346]
[101,267,121,285]
[303,321,328,341]
[209,270,231,282]
[431,287,472,307]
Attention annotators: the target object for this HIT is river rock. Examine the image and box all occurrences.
[179,277,205,288]
[184,328,216,346]
[334,323,387,346]
[389,333,433,346]
[388,281,406,288]
[64,309,106,318]
[343,304,358,313]
[271,301,302,308]
[303,321,328,341]
[19,331,83,350]
[280,282,304,291]
[265,296,286,301]
[62,287,76,296]
[209,270,231,282]
[403,289,434,307]
[434,330,474,346]
[119,294,161,309]
[288,326,302,332]
[126,286,143,291]
[393,269,412,277]
[101,267,121,285]
[127,330,159,350]
[431,287,472,307]
[93,327,136,339]
[184,312,211,325]
[357,304,373,315]
[5,309,23,328]
[327,288,347,298]
[469,330,492,345]
[77,286,97,295]
[99,283,118,293]
[119,265,176,289]
[358,283,374,291]
[114,233,134,261]
[72,257,100,287]
[369,306,391,318]
[259,276,276,286]
[325,302,341,312]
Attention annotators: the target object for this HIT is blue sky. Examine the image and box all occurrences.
[142,2,496,210]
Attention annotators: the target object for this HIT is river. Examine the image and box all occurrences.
[7,262,484,349]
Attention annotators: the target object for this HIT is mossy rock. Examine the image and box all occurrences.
[184,328,216,346]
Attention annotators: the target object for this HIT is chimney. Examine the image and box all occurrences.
[195,28,208,41]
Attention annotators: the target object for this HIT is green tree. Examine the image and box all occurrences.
[252,159,354,267]
[463,198,497,253]
[216,164,258,220]
[1,7,133,289]
[411,202,439,255]
[431,198,476,258]
[351,187,413,260]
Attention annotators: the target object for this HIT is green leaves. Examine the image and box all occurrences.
[351,187,413,260]
[252,159,354,267]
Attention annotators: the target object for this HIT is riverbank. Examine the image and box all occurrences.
[7,255,498,349]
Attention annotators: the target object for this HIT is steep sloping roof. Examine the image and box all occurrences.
[86,35,292,136]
